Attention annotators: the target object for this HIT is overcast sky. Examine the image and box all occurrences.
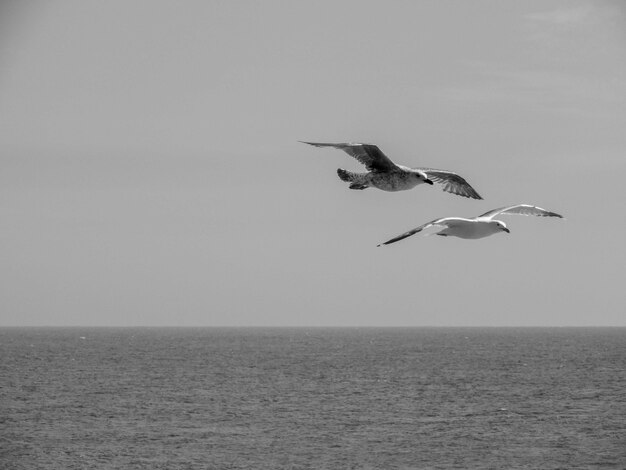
[1,1,625,327]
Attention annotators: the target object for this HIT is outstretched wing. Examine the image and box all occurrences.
[479,204,563,220]
[377,218,449,246]
[300,141,399,172]
[417,168,482,200]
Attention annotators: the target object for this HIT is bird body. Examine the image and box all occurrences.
[431,217,505,239]
[337,165,430,192]
[378,204,562,246]
[301,141,482,199]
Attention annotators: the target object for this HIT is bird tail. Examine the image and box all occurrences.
[337,168,369,189]
[337,168,357,182]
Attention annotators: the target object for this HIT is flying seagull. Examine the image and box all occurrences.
[378,204,563,246]
[301,141,482,199]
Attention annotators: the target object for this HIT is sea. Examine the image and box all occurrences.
[1,327,625,469]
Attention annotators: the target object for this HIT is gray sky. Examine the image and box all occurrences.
[1,0,625,326]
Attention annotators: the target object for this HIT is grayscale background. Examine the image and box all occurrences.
[2,3,626,469]
[2,1,625,327]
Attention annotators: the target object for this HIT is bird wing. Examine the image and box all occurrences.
[300,141,399,172]
[417,168,482,200]
[377,218,450,246]
[478,204,563,220]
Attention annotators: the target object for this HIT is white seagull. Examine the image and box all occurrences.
[378,204,563,246]
[301,141,482,199]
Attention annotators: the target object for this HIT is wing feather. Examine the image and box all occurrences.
[300,141,399,172]
[377,218,449,246]
[418,168,482,200]
[479,204,563,219]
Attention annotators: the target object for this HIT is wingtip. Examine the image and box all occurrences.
[544,210,563,218]
[460,193,483,200]
[468,189,483,200]
[441,187,483,200]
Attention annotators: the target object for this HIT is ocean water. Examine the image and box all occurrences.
[1,327,625,469]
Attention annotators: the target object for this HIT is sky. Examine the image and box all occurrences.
[1,0,625,327]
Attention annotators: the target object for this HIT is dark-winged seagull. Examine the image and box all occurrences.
[301,141,482,199]
[378,204,563,245]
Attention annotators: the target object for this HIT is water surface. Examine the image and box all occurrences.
[2,327,625,469]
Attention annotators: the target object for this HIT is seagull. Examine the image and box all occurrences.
[378,204,563,246]
[300,141,482,199]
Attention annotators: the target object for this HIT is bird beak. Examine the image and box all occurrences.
[425,178,434,185]
[502,227,510,233]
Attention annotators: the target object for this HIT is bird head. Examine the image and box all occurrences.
[494,220,510,233]
[414,170,433,185]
